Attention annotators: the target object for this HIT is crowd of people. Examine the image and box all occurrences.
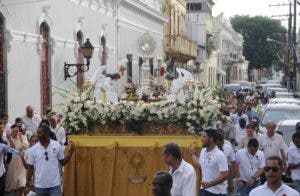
[0,106,74,196]
[152,90,300,196]
[0,89,300,196]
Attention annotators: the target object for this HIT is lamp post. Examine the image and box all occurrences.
[64,39,94,80]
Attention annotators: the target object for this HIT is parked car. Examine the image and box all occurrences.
[276,120,299,146]
[275,92,294,99]
[236,80,252,88]
[268,98,300,105]
[259,84,282,93]
[260,103,300,133]
[266,87,287,96]
[266,79,282,84]
[222,84,242,93]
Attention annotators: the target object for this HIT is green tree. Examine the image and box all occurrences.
[230,15,287,71]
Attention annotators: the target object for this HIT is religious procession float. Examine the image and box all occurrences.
[59,47,227,195]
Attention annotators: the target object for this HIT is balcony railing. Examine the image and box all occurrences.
[164,35,197,58]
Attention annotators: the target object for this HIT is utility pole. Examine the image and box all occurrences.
[293,0,297,92]
[269,2,291,90]
[288,2,292,91]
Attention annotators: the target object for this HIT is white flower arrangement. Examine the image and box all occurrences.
[59,83,224,134]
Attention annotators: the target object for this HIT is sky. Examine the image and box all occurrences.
[213,0,292,27]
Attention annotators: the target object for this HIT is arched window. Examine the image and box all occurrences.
[101,35,107,66]
[76,31,84,87]
[40,22,51,115]
[0,15,6,114]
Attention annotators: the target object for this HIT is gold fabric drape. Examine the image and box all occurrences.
[64,135,201,196]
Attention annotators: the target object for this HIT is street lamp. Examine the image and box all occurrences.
[64,38,94,80]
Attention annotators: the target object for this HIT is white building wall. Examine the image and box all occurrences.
[117,0,166,90]
[3,0,166,120]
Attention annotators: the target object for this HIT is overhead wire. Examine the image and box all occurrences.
[0,0,46,6]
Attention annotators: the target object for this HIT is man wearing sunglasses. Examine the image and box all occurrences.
[25,124,75,196]
[249,156,299,196]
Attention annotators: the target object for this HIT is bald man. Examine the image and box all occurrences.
[22,105,41,136]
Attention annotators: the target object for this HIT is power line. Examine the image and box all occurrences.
[1,0,46,6]
[271,14,300,17]
[269,3,291,7]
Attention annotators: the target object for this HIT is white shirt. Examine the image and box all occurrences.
[236,148,265,182]
[245,95,255,102]
[223,141,236,166]
[235,126,247,144]
[249,182,299,196]
[230,113,249,125]
[0,142,19,177]
[288,145,300,180]
[22,114,42,134]
[169,159,197,196]
[258,133,285,159]
[289,141,295,149]
[3,123,12,138]
[27,140,64,188]
[199,146,229,194]
[51,126,66,145]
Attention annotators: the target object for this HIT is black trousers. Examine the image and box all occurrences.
[199,189,226,196]
[0,173,5,196]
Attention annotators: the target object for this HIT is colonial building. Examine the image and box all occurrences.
[186,0,217,86]
[0,0,167,119]
[213,13,248,84]
[162,0,197,73]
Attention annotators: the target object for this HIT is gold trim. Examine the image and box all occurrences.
[69,135,201,147]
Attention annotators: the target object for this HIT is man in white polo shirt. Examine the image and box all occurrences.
[258,120,286,183]
[190,129,228,196]
[250,156,299,196]
[163,143,197,196]
[25,124,75,196]
[288,132,300,192]
[236,138,265,195]
[216,133,236,194]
